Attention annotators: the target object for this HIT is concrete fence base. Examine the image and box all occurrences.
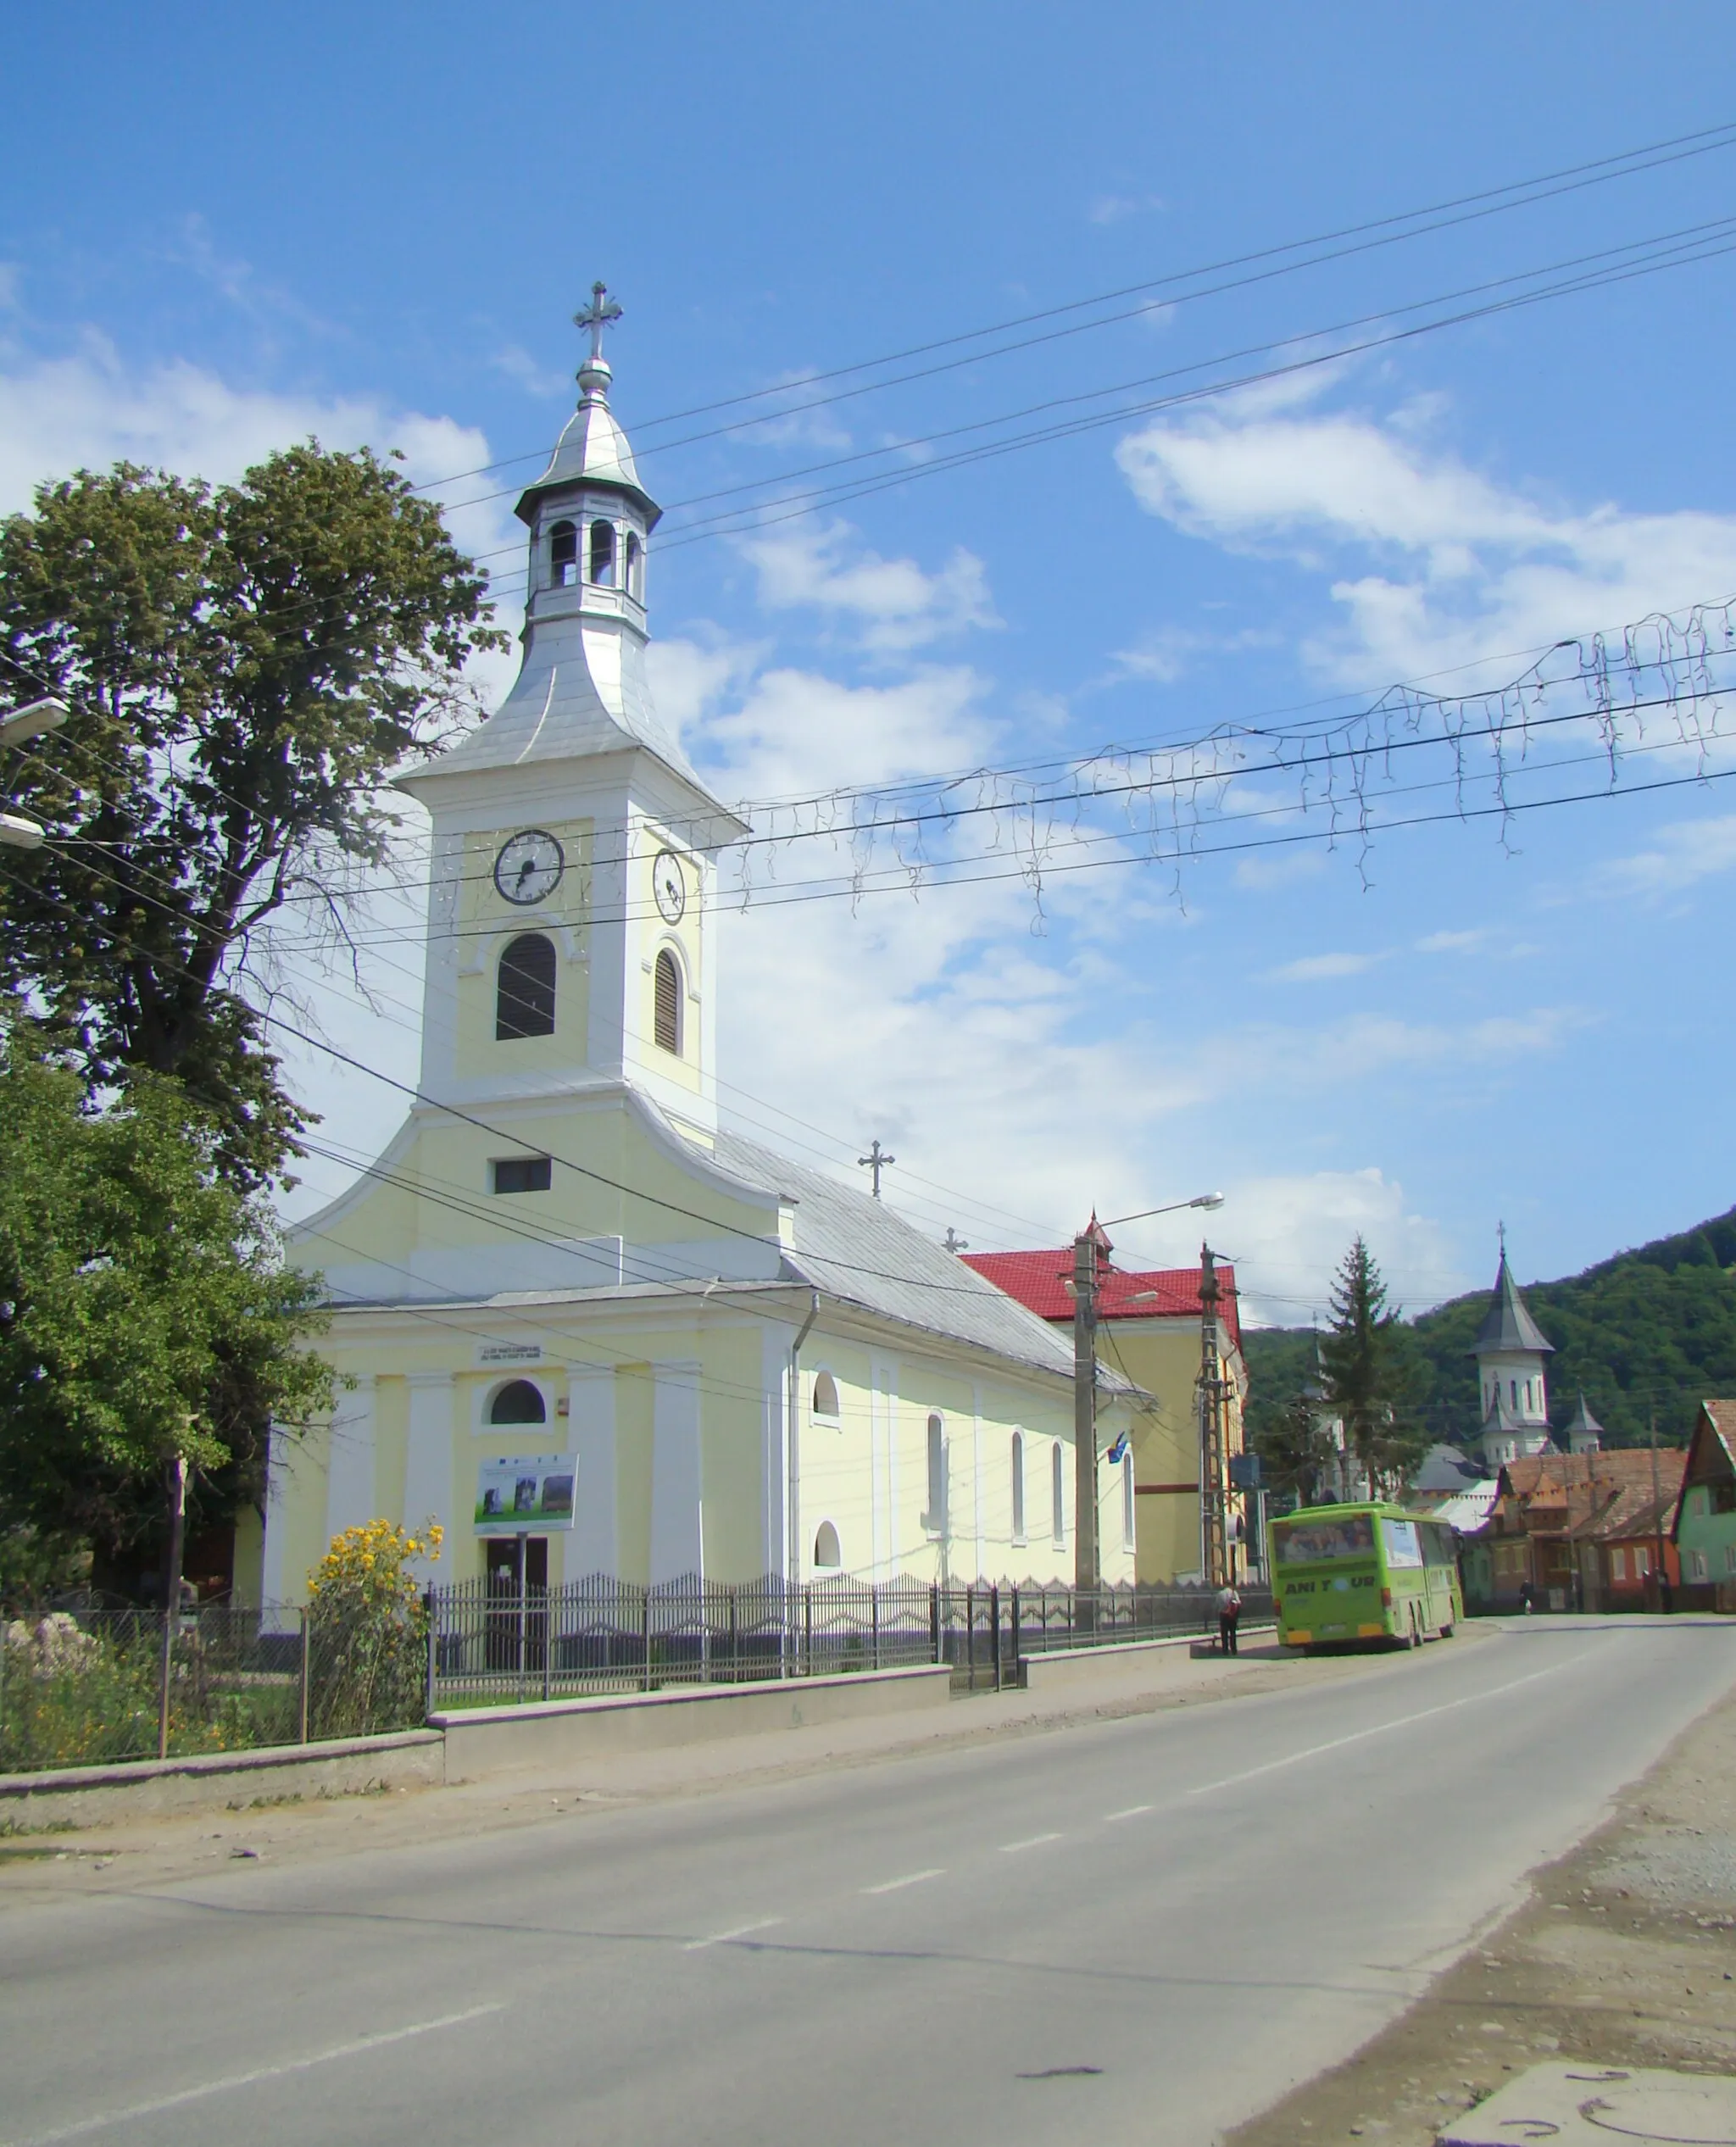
[1,1662,955,1827]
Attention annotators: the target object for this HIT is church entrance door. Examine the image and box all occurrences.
[484,1536,548,1676]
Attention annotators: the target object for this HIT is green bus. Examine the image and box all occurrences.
[1271,1502,1462,1650]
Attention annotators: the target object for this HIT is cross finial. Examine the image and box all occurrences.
[859,1138,896,1200]
[1498,1219,1507,1262]
[575,281,623,367]
[943,1226,969,1254]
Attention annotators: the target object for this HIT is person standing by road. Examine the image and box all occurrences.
[1216,1582,1243,1655]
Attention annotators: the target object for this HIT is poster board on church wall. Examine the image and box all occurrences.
[474,1455,578,1534]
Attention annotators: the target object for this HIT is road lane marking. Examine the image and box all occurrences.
[1187,1665,1560,1799]
[3,2004,504,2147]
[682,1916,785,1951]
[861,1867,945,1894]
[1104,1804,1154,1822]
[999,1832,1064,1853]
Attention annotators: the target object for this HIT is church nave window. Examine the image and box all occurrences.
[813,1520,841,1571]
[1010,1431,1025,1544]
[549,520,577,587]
[492,1154,552,1195]
[589,519,615,586]
[1050,1441,1065,1548]
[654,947,682,1054]
[488,1379,547,1426]
[811,1369,840,1422]
[498,932,557,1039]
[924,1413,947,1533]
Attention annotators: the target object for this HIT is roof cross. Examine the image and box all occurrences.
[575,281,623,365]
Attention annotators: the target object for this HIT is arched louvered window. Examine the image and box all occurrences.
[813,1520,841,1570]
[489,1379,547,1427]
[549,520,577,587]
[1010,1431,1026,1544]
[497,933,556,1039]
[1051,1441,1066,1547]
[590,519,615,586]
[624,531,643,598]
[925,1414,947,1532]
[654,947,681,1054]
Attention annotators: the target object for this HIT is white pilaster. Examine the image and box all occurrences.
[260,1422,295,1630]
[324,1377,377,1545]
[404,1373,456,1585]
[567,1366,616,1579]
[649,1360,703,1584]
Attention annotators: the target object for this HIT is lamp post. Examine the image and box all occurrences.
[1070,1193,1226,1610]
[0,698,69,849]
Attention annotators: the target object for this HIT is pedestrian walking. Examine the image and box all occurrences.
[1216,1582,1243,1656]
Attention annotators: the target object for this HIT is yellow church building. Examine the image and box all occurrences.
[248,298,1139,1615]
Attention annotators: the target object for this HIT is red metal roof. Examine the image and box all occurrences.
[960,1249,1241,1346]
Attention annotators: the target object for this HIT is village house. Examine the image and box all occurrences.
[242,300,1141,1618]
[1466,1449,1684,1613]
[961,1241,1246,1585]
[1673,1399,1736,1611]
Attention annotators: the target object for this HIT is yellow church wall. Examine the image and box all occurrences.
[613,1361,655,1583]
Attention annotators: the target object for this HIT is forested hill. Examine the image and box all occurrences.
[1241,1207,1736,1452]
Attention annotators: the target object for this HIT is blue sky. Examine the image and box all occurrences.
[6,3,1736,1324]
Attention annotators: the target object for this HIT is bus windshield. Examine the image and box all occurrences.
[1275,1513,1374,1565]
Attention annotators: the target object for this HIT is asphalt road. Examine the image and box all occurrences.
[3,1618,1732,2147]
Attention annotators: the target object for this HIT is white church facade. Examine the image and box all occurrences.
[246,295,1138,1611]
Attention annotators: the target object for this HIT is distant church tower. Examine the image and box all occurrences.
[1470,1234,1555,1471]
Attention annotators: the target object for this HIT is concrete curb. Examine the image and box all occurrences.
[0,1730,445,1828]
[1020,1623,1278,1693]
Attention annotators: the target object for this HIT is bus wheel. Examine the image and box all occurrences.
[1439,1623,1455,1639]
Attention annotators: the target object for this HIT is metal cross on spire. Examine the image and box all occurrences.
[858,1138,896,1200]
[1498,1218,1508,1261]
[575,281,623,365]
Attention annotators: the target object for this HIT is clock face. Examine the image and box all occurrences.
[652,848,687,925]
[493,829,565,907]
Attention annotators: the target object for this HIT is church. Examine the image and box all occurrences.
[246,297,1140,1613]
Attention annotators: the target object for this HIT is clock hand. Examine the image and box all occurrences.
[515,857,535,890]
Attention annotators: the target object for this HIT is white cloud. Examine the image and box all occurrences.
[1114,386,1736,690]
[1088,193,1166,225]
[693,664,993,799]
[1415,927,1490,954]
[1207,1168,1467,1327]
[739,519,999,653]
[1603,811,1736,896]
[1262,950,1383,983]
[488,344,570,399]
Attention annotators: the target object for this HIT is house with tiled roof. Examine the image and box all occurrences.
[1467,1449,1684,1612]
[962,1241,1245,1587]
[1674,1400,1736,1610]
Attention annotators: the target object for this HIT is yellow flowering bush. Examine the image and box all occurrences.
[306,1518,442,1738]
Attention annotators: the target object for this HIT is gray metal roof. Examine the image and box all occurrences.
[517,362,658,521]
[1467,1254,1555,1358]
[707,1126,1100,1388]
[1411,1442,1484,1493]
[1562,1391,1604,1437]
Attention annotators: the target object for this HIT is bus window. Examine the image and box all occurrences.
[1381,1517,1424,1568]
[1275,1513,1374,1564]
[1422,1522,1457,1566]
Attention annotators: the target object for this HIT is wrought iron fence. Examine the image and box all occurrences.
[425,1574,1275,1707]
[0,1604,423,1775]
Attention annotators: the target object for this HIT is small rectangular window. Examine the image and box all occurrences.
[492,1155,552,1195]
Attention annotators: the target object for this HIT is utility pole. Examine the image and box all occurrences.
[1072,1215,1110,1615]
[1198,1243,1228,1589]
[156,1449,188,1762]
[859,1139,896,1199]
[1649,1410,1665,1613]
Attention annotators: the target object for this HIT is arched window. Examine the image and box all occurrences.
[1121,1453,1136,1551]
[813,1520,841,1570]
[1510,1378,1518,1410]
[549,520,577,587]
[925,1414,947,1532]
[1010,1431,1025,1544]
[812,1370,839,1421]
[1051,1442,1066,1547]
[654,947,682,1054]
[589,519,615,586]
[624,530,643,598]
[497,933,556,1039]
[489,1379,547,1427]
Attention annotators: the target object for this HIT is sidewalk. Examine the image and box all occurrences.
[0,1627,1458,1903]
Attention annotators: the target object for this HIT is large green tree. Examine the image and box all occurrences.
[0,448,507,1187]
[0,1036,336,1586]
[1317,1236,1427,1496]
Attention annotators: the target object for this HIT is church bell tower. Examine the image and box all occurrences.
[397,287,748,1140]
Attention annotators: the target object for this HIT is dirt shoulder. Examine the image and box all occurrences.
[0,1627,1454,1903]
[1225,1666,1736,2146]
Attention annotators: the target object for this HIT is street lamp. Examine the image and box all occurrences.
[0,698,69,850]
[1070,1192,1227,1605]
